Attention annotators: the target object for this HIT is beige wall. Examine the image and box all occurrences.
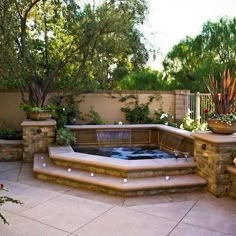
[76,91,175,124]
[0,90,178,128]
[0,92,25,127]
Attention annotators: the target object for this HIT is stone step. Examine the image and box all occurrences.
[34,154,207,197]
[48,146,197,178]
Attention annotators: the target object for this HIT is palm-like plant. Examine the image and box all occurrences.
[205,69,236,116]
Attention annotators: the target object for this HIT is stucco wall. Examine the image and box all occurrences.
[76,91,175,124]
[0,90,179,128]
[0,92,25,127]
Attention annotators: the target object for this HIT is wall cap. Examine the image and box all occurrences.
[21,119,56,127]
[0,140,23,145]
[192,131,236,144]
[66,124,193,140]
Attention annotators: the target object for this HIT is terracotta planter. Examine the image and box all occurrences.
[28,110,51,121]
[207,119,236,135]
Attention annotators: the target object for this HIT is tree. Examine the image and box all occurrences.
[0,0,149,106]
[117,68,174,90]
[163,17,236,92]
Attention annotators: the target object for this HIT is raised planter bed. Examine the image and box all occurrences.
[0,140,23,161]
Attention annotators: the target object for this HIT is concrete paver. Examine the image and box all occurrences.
[182,199,236,235]
[129,200,196,221]
[20,194,114,232]
[73,206,177,236]
[0,215,69,236]
[0,161,235,236]
[2,183,62,213]
[169,223,233,236]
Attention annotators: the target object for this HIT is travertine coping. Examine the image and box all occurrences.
[192,131,236,143]
[49,145,196,172]
[66,124,193,140]
[0,140,22,145]
[21,119,56,127]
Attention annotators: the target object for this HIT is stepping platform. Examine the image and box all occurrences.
[48,146,198,178]
[34,153,207,197]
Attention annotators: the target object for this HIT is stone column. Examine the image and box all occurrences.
[227,166,236,199]
[21,119,56,162]
[174,90,190,124]
[192,132,235,197]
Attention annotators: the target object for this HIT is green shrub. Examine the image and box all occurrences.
[121,102,152,124]
[86,106,105,125]
[0,120,22,140]
[120,95,154,124]
[152,110,177,127]
[180,109,208,132]
[56,128,75,146]
[50,95,80,129]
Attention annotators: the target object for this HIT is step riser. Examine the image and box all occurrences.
[52,159,196,178]
[36,173,206,197]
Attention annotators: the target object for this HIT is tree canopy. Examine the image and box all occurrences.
[117,68,174,90]
[0,0,148,105]
[162,17,236,92]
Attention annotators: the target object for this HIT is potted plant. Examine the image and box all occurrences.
[205,69,236,134]
[20,103,51,121]
[20,75,52,121]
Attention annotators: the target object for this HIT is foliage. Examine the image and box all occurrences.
[205,69,236,115]
[206,112,236,124]
[163,17,236,92]
[180,109,208,132]
[56,128,75,146]
[86,106,105,125]
[121,102,151,124]
[0,184,23,225]
[0,0,149,98]
[0,120,22,140]
[50,95,80,129]
[117,68,173,90]
[20,103,50,115]
[120,95,157,124]
[152,110,177,127]
[231,150,236,158]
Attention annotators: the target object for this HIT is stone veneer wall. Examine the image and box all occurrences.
[0,140,23,161]
[227,166,236,199]
[21,119,56,162]
[192,132,235,197]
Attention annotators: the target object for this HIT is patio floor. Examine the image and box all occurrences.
[0,161,235,236]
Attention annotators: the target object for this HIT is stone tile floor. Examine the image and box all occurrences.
[0,161,235,236]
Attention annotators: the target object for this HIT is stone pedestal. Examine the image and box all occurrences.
[192,132,235,197]
[174,90,190,124]
[227,166,236,199]
[21,119,56,162]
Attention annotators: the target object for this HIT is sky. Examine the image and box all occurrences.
[142,0,236,69]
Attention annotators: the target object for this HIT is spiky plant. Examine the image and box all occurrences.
[0,184,23,225]
[205,69,236,115]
